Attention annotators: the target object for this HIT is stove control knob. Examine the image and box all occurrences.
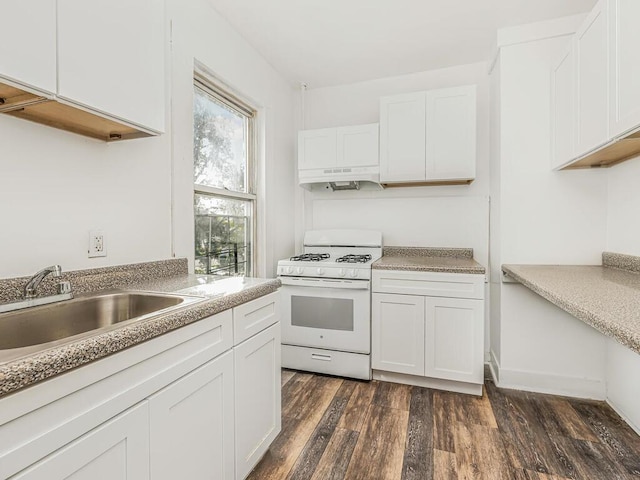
[317,268,325,275]
[285,266,293,274]
[338,268,346,277]
[295,267,304,275]
[348,269,358,278]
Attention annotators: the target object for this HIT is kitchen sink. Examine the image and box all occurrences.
[0,291,205,356]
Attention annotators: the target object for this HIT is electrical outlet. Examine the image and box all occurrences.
[88,230,107,258]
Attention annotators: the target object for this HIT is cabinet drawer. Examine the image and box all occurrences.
[372,270,484,299]
[233,292,280,345]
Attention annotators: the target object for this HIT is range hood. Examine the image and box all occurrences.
[299,165,383,191]
[0,81,154,141]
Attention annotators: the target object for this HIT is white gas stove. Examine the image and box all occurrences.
[277,229,382,380]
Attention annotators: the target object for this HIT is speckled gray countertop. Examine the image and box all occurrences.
[0,260,280,397]
[373,247,486,275]
[502,253,640,355]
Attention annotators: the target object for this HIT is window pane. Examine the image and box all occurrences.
[194,194,252,277]
[193,86,248,192]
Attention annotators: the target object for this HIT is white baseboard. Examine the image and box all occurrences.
[372,370,483,396]
[488,350,500,384]
[607,397,640,436]
[490,361,605,400]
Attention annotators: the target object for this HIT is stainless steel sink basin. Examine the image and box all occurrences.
[0,291,205,357]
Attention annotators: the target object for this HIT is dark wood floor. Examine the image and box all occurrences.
[248,370,640,480]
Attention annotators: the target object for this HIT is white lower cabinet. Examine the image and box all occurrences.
[372,293,425,376]
[372,270,485,394]
[234,323,281,480]
[425,297,484,384]
[149,350,235,480]
[0,292,281,480]
[12,402,150,480]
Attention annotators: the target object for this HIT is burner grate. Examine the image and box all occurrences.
[290,253,330,262]
[336,254,372,264]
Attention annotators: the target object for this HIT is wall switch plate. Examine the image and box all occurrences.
[88,230,107,258]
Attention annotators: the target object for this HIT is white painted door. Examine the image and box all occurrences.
[425,297,483,385]
[0,0,56,93]
[425,85,477,181]
[336,123,379,168]
[11,402,150,480]
[235,323,281,480]
[551,41,576,169]
[56,0,165,132]
[372,293,425,376]
[149,350,235,480]
[298,128,337,170]
[575,0,609,155]
[379,92,426,182]
[609,0,640,137]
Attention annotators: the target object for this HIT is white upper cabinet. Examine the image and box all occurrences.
[298,124,379,170]
[426,86,476,181]
[380,92,427,182]
[553,0,640,169]
[57,0,165,133]
[0,0,56,94]
[575,0,609,155]
[551,41,576,169]
[380,86,476,184]
[337,124,379,168]
[298,128,337,170]
[609,0,640,137]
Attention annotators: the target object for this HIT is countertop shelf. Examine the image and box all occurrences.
[502,260,640,355]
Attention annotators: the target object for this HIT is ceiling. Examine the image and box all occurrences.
[207,0,597,89]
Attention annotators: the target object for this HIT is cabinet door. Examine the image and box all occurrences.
[336,123,379,168]
[425,297,483,385]
[149,350,235,480]
[425,86,476,181]
[575,0,609,155]
[0,0,56,94]
[372,293,425,376]
[56,0,165,132]
[12,402,149,480]
[379,92,426,182]
[551,41,576,169]
[235,323,281,480]
[298,128,337,169]
[609,0,640,136]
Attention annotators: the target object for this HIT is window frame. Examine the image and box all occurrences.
[193,72,258,277]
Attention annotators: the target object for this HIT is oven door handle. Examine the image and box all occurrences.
[278,277,370,289]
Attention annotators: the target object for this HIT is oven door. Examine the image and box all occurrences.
[279,277,370,354]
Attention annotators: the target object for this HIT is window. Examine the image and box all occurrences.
[193,75,256,277]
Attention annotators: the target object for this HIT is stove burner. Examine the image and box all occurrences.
[336,254,372,264]
[290,253,330,262]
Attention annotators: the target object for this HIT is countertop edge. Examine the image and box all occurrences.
[501,265,640,355]
[0,279,280,398]
[372,262,486,275]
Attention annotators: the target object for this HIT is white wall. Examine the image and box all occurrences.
[297,62,492,354]
[491,17,610,395]
[168,0,295,278]
[0,97,172,278]
[298,62,491,268]
[606,157,640,256]
[0,0,295,280]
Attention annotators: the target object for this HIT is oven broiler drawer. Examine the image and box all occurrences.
[279,276,370,289]
[282,345,371,380]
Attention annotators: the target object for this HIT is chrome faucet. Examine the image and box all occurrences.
[24,265,63,298]
[0,265,73,314]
